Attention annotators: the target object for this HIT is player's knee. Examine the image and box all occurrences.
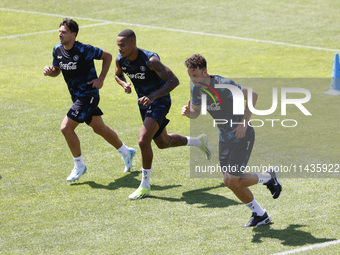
[60,125,65,134]
[91,125,105,135]
[223,177,241,190]
[223,178,232,189]
[138,136,150,149]
[60,124,69,136]
[60,118,77,136]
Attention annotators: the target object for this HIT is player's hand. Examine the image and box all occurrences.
[232,123,247,139]
[123,82,132,94]
[138,96,154,107]
[43,66,53,76]
[88,78,103,89]
[181,100,191,117]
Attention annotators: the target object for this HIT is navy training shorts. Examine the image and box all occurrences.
[219,126,255,176]
[139,102,171,139]
[67,96,103,125]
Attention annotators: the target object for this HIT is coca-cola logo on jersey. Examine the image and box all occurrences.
[126,72,145,80]
[60,62,77,70]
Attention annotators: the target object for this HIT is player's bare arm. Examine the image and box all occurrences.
[115,57,132,94]
[232,87,258,139]
[181,100,201,119]
[43,66,60,77]
[139,56,179,106]
[88,50,112,89]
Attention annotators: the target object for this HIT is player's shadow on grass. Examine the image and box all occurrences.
[252,224,336,246]
[70,171,181,191]
[153,183,241,208]
[72,174,238,208]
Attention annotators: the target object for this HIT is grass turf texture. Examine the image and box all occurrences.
[0,0,339,254]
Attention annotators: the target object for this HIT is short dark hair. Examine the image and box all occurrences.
[118,29,136,40]
[60,18,79,36]
[185,54,207,70]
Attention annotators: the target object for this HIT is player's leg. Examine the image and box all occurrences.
[62,99,88,182]
[223,172,259,203]
[63,97,96,158]
[88,115,136,172]
[222,127,271,227]
[128,117,159,200]
[138,101,171,170]
[152,119,210,159]
[223,172,271,227]
[224,128,281,200]
[153,127,187,149]
[60,116,81,157]
[187,134,211,160]
[138,117,159,169]
[153,129,211,158]
[60,116,87,182]
[220,127,257,200]
[89,115,123,148]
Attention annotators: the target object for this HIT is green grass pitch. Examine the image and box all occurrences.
[0,0,339,254]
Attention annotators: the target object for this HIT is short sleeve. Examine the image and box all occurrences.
[52,44,60,67]
[84,44,103,61]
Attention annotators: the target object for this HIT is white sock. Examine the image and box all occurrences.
[245,198,266,216]
[117,143,128,157]
[74,155,85,168]
[256,173,271,184]
[140,168,151,189]
[186,136,202,147]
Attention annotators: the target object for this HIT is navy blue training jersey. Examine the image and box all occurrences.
[52,41,103,102]
[191,75,244,143]
[117,48,171,107]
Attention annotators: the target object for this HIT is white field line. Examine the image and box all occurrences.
[271,239,340,255]
[0,7,339,52]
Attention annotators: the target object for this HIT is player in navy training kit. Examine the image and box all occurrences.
[115,30,211,199]
[182,54,282,227]
[43,19,135,182]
